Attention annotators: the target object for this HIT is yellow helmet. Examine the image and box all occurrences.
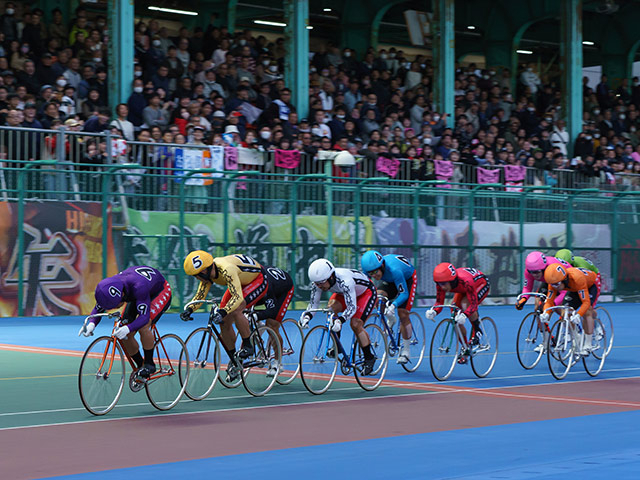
[184,250,214,276]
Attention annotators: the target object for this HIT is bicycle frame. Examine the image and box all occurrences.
[306,308,360,372]
[81,313,174,382]
[544,305,581,353]
[430,304,467,348]
[376,297,401,350]
[184,299,237,364]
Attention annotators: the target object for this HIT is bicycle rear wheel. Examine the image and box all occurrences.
[300,325,338,395]
[241,326,282,397]
[276,318,304,385]
[184,327,220,400]
[145,333,189,410]
[583,317,607,377]
[353,323,388,391]
[78,336,125,416]
[401,312,426,373]
[595,306,613,356]
[470,316,499,378]
[547,319,574,380]
[516,312,544,370]
[218,331,243,389]
[429,319,459,381]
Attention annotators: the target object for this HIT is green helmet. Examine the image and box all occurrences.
[555,249,573,264]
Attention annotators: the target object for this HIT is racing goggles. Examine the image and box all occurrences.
[550,281,563,289]
[527,269,543,275]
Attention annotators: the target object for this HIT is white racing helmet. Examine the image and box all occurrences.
[308,258,335,283]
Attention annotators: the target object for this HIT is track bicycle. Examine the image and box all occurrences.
[78,312,189,416]
[299,308,388,395]
[545,304,607,380]
[515,292,554,370]
[368,296,427,372]
[429,305,499,381]
[183,300,282,398]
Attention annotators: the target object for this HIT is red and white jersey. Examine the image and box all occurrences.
[307,268,374,321]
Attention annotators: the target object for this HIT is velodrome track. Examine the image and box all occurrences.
[1,304,639,479]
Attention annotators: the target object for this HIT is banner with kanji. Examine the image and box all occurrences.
[0,201,118,317]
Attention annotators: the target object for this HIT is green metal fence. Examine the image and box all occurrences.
[2,159,639,313]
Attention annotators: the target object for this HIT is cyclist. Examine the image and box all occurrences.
[246,265,295,354]
[299,258,378,375]
[181,251,268,380]
[426,263,490,364]
[554,249,599,273]
[361,250,417,364]
[516,251,571,311]
[541,263,601,355]
[78,266,172,378]
[515,251,571,353]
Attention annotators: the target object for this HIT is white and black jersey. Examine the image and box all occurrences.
[307,268,374,321]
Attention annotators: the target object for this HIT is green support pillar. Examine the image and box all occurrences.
[108,0,134,113]
[485,40,512,71]
[284,0,309,121]
[561,0,583,157]
[433,0,455,120]
[603,53,631,88]
[227,0,237,34]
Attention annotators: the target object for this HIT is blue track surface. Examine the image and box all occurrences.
[45,411,640,480]
[4,303,640,479]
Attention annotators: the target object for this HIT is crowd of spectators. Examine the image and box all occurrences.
[2,3,640,188]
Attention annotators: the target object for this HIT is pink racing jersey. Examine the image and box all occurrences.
[521,256,571,304]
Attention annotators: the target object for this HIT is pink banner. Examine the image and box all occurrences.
[274,149,301,169]
[477,167,501,184]
[224,147,238,170]
[434,159,454,179]
[376,156,400,178]
[504,164,525,183]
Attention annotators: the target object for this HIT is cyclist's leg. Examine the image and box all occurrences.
[351,287,376,348]
[259,273,294,347]
[453,293,468,342]
[398,271,417,341]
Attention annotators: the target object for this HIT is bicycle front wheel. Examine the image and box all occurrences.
[401,312,426,373]
[184,327,220,401]
[78,336,125,416]
[547,319,574,380]
[145,333,189,410]
[516,312,544,370]
[595,306,613,357]
[353,323,388,391]
[300,325,338,395]
[276,318,304,385]
[470,316,499,378]
[429,319,459,381]
[241,326,282,397]
[583,317,607,377]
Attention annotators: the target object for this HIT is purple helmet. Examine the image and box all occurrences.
[95,277,125,310]
[525,251,548,272]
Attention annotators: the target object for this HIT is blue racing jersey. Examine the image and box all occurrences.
[380,254,416,308]
[90,266,168,332]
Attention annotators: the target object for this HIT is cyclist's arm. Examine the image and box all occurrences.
[520,270,534,298]
[307,283,321,310]
[126,297,152,332]
[462,280,479,317]
[434,286,445,314]
[542,286,557,312]
[340,277,358,320]
[217,265,243,315]
[187,280,213,312]
[573,277,591,316]
[391,270,409,308]
[88,304,106,325]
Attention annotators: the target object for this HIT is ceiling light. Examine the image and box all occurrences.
[254,19,287,27]
[323,8,332,12]
[148,6,198,16]
[467,25,476,30]
[307,25,313,29]
[582,41,595,46]
[516,49,533,55]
